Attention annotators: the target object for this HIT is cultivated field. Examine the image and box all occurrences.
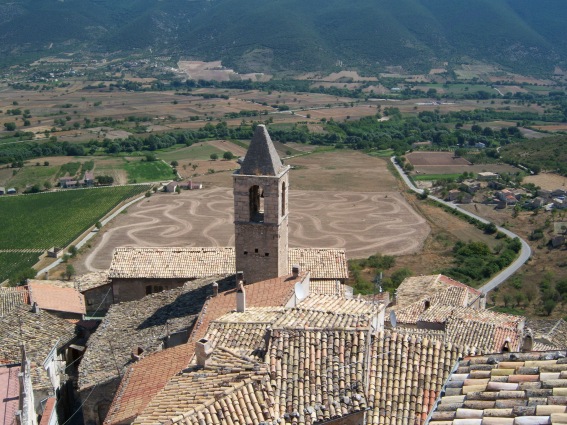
[524,173,567,190]
[406,152,471,166]
[0,185,150,282]
[77,187,429,273]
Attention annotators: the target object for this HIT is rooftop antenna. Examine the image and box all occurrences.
[373,272,383,305]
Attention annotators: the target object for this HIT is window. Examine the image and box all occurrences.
[249,185,264,222]
[281,182,286,216]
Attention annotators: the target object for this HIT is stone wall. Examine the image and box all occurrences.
[80,379,119,425]
[83,284,113,315]
[111,278,187,303]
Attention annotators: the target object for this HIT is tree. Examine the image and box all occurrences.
[210,153,219,161]
[44,161,50,166]
[43,181,52,190]
[69,245,78,257]
[170,160,179,167]
[95,221,102,230]
[543,299,556,316]
[223,151,234,160]
[65,264,76,280]
[390,268,412,286]
[4,122,16,131]
[454,148,466,158]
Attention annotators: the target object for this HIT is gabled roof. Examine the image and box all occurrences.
[104,344,193,425]
[238,124,284,176]
[108,247,235,279]
[367,331,476,425]
[0,287,29,317]
[428,351,567,425]
[104,274,304,424]
[133,347,272,425]
[79,277,222,390]
[0,364,21,425]
[0,305,76,390]
[28,281,86,315]
[108,247,349,280]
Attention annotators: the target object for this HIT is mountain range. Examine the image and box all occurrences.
[1,0,566,75]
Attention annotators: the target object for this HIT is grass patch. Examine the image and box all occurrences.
[0,185,150,250]
[58,161,82,177]
[367,149,394,158]
[7,166,59,189]
[413,173,461,181]
[122,160,173,183]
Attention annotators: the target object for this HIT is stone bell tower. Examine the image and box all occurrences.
[233,125,290,284]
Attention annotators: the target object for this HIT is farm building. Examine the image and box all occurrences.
[179,180,202,190]
[7,187,16,194]
[477,171,499,180]
[0,186,5,195]
[165,181,178,192]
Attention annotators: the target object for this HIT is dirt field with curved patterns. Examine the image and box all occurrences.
[77,188,428,273]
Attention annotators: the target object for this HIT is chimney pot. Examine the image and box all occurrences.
[195,339,213,367]
[236,271,244,284]
[31,302,40,314]
[292,265,300,278]
[212,281,219,297]
[236,282,246,313]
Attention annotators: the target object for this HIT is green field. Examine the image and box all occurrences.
[0,252,41,283]
[5,165,59,189]
[413,173,462,181]
[0,185,150,250]
[122,160,174,183]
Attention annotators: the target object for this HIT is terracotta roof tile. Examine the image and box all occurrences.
[298,293,378,315]
[28,281,86,315]
[79,277,222,390]
[0,287,29,317]
[0,305,76,390]
[38,397,56,425]
[108,247,348,280]
[309,279,350,296]
[0,364,21,425]
[105,344,193,425]
[429,351,567,425]
[526,319,567,350]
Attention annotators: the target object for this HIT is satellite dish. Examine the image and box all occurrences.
[295,282,306,301]
[389,310,397,328]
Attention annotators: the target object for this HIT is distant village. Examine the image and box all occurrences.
[1,127,566,425]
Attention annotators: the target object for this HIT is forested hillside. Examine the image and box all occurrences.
[1,0,566,74]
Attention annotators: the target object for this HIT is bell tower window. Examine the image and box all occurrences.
[249,185,264,222]
[281,182,286,217]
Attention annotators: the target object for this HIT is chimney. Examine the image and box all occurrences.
[31,302,40,314]
[131,346,144,362]
[236,281,246,313]
[212,281,218,297]
[195,339,213,367]
[292,264,300,278]
[236,271,244,285]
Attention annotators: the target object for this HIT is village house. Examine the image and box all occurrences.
[0,304,81,424]
[460,179,480,194]
[477,171,499,181]
[179,180,203,190]
[27,280,86,320]
[0,186,5,195]
[164,181,178,193]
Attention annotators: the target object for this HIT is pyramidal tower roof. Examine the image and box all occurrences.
[239,125,284,176]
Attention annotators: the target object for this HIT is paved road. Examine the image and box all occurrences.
[390,157,531,294]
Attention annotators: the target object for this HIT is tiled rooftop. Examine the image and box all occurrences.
[298,293,378,315]
[79,277,223,390]
[108,247,235,279]
[133,347,272,425]
[367,331,476,425]
[526,319,567,350]
[268,328,369,424]
[272,306,372,330]
[428,350,567,425]
[0,286,29,317]
[103,274,303,424]
[0,364,20,425]
[75,271,110,292]
[105,344,193,425]
[28,281,86,315]
[0,305,76,390]
[108,247,348,280]
[392,304,525,354]
[309,279,350,296]
[395,274,482,309]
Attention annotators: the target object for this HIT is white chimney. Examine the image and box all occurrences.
[195,339,213,367]
[236,281,246,313]
[212,281,219,297]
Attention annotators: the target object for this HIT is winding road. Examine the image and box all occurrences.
[390,157,532,294]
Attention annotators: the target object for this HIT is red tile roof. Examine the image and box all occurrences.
[105,273,306,425]
[0,364,20,425]
[28,282,86,315]
[39,397,56,425]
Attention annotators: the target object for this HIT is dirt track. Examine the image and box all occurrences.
[78,188,429,273]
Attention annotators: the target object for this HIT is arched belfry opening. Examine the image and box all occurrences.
[281,182,286,217]
[249,185,264,222]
